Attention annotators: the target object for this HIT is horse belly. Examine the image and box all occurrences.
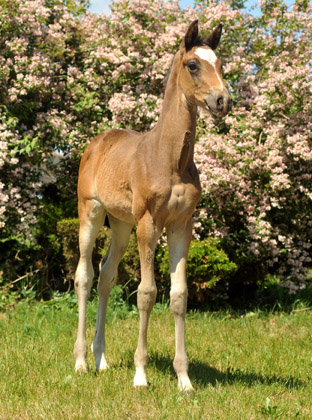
[94,135,138,224]
[96,173,135,224]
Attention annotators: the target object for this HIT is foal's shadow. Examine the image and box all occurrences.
[147,352,306,390]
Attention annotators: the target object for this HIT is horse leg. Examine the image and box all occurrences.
[167,219,194,392]
[133,213,160,387]
[92,215,133,371]
[74,199,105,372]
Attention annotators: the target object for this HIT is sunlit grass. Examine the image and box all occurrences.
[0,292,311,419]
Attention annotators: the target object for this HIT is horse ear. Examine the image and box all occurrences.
[184,20,199,52]
[202,24,222,50]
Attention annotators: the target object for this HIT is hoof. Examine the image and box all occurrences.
[97,361,109,372]
[183,386,195,395]
[92,344,109,372]
[133,369,148,387]
[75,361,88,373]
[178,377,194,393]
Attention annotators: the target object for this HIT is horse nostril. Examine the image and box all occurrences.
[216,96,224,111]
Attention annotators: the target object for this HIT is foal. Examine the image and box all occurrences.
[74,20,231,391]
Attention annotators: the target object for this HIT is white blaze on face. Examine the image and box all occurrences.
[195,47,224,88]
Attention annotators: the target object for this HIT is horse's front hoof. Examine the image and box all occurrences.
[75,361,88,373]
[133,369,148,387]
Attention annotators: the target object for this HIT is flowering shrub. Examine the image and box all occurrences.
[193,0,312,289]
[0,0,311,294]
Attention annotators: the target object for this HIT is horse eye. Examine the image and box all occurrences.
[187,62,198,72]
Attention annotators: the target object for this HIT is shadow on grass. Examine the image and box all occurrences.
[147,352,306,390]
[189,361,306,390]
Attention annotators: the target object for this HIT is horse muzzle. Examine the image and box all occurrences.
[204,89,232,118]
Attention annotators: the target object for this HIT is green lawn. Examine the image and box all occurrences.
[0,292,311,419]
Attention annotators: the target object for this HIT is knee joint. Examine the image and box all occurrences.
[170,288,187,316]
[137,286,157,312]
[75,271,93,292]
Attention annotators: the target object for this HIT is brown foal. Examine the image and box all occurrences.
[74,20,231,391]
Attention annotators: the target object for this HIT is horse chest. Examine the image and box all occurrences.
[167,183,190,216]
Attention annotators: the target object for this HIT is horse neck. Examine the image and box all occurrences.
[152,54,197,169]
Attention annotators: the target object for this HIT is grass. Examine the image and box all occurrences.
[0,289,312,419]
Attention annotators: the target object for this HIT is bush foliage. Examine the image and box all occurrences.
[158,238,237,303]
[1,0,312,302]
